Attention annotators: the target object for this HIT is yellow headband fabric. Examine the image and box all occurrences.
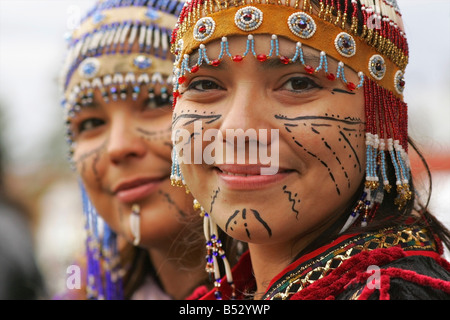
[171,1,408,98]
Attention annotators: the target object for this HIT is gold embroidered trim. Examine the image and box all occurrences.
[264,227,436,300]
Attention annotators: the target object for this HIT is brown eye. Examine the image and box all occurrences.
[283,77,322,92]
[78,118,104,133]
[189,80,222,91]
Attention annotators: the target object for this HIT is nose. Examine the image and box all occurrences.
[106,112,147,164]
[219,83,274,145]
[217,83,277,165]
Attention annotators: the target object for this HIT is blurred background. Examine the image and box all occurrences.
[0,0,449,299]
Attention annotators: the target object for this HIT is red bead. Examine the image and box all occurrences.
[243,14,252,21]
[280,56,290,65]
[347,82,356,91]
[198,25,206,33]
[211,59,221,67]
[257,54,267,62]
[173,91,180,98]
[327,73,336,81]
[190,65,199,73]
[304,65,314,74]
[232,55,243,62]
[178,76,186,84]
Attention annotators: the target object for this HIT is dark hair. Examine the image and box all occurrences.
[292,0,450,259]
[118,205,246,299]
[294,136,450,261]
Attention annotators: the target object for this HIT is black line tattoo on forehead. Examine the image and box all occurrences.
[282,185,301,220]
[225,208,272,240]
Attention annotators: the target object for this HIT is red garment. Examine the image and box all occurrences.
[199,225,450,300]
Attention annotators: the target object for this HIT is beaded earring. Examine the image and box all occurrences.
[80,181,123,300]
[170,138,191,194]
[193,199,235,300]
[130,204,141,246]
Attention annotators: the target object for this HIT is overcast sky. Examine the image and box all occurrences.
[0,0,449,172]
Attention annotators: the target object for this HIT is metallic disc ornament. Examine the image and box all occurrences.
[133,55,152,70]
[335,32,356,58]
[234,6,263,32]
[193,17,216,42]
[287,12,317,39]
[78,57,100,79]
[394,70,406,95]
[368,54,386,80]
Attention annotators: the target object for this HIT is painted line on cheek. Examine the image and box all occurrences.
[332,88,356,95]
[209,187,220,214]
[251,209,272,238]
[225,210,240,233]
[339,130,361,172]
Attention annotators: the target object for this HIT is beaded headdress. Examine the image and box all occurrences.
[60,0,184,300]
[170,1,411,235]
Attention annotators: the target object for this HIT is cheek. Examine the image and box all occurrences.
[137,114,173,158]
[286,118,365,185]
[73,140,108,187]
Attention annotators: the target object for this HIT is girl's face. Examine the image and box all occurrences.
[70,84,194,248]
[173,35,366,246]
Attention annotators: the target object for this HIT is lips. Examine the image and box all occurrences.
[113,176,167,203]
[214,164,294,190]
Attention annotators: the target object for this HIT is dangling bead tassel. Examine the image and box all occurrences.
[102,223,124,300]
[340,188,369,233]
[130,204,140,246]
[81,181,124,299]
[170,141,190,193]
[170,142,183,187]
[195,199,235,300]
[81,182,103,299]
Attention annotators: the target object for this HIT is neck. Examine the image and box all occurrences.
[248,218,339,300]
[248,242,296,300]
[148,241,207,300]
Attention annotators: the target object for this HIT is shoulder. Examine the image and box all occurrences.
[338,252,450,300]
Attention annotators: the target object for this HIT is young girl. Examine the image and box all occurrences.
[57,0,231,300]
[170,0,450,299]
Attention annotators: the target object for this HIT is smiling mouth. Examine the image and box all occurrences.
[113,176,168,203]
[213,165,295,190]
[215,164,294,175]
